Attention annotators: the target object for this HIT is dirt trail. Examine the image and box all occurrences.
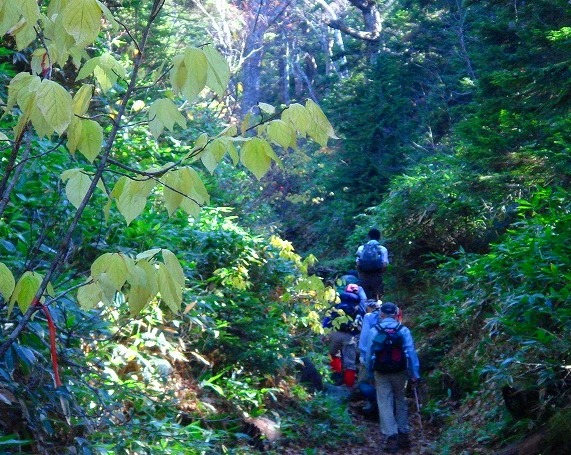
[281,390,438,455]
[323,398,436,455]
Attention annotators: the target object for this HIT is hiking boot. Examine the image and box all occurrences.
[384,434,399,453]
[398,432,411,449]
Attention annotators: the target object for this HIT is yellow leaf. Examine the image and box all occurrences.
[258,102,275,114]
[163,169,189,216]
[281,103,310,136]
[77,119,103,162]
[162,249,185,288]
[157,263,182,313]
[148,98,186,139]
[95,0,119,29]
[8,0,40,49]
[136,249,161,261]
[114,178,156,225]
[266,119,295,149]
[5,72,37,115]
[77,282,107,310]
[35,79,73,135]
[72,84,93,116]
[128,284,153,316]
[0,262,16,301]
[131,99,145,112]
[169,54,187,95]
[0,0,20,37]
[31,48,48,76]
[66,117,82,154]
[201,137,230,174]
[93,65,113,93]
[91,252,128,291]
[240,138,273,180]
[30,104,54,138]
[61,168,92,209]
[305,99,337,145]
[203,44,230,97]
[180,47,208,101]
[182,166,210,205]
[61,0,102,47]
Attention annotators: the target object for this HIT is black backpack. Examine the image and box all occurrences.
[359,243,384,272]
[372,323,407,373]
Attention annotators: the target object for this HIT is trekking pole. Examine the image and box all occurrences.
[413,382,426,444]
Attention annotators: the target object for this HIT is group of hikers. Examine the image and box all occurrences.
[323,228,421,453]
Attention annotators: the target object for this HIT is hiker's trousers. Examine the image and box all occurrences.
[374,371,410,436]
[328,331,357,371]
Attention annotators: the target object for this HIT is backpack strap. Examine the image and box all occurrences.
[375,322,402,333]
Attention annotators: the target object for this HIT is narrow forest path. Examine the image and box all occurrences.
[281,388,438,455]
[324,397,436,455]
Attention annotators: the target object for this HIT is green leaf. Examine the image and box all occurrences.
[9,271,42,315]
[240,138,273,180]
[203,44,230,97]
[0,262,15,301]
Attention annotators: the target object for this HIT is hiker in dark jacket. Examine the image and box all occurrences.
[364,302,420,453]
[355,228,389,299]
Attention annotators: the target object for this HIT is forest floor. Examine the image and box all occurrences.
[282,389,439,455]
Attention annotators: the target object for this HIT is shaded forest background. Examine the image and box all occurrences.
[0,0,570,454]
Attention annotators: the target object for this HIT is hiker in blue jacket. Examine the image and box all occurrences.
[355,228,389,299]
[364,302,420,453]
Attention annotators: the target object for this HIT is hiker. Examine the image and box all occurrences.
[355,228,389,299]
[364,302,420,453]
[356,299,383,415]
[324,284,364,387]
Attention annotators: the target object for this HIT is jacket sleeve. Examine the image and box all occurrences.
[401,326,420,378]
[380,245,389,265]
[358,315,372,360]
[355,245,363,263]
